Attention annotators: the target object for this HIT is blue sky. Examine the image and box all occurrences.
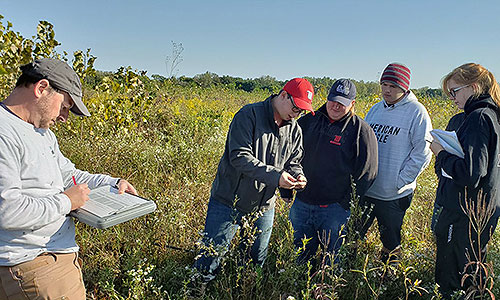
[2,0,500,88]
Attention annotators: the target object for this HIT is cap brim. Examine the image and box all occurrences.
[293,97,315,116]
[329,95,353,107]
[69,93,90,116]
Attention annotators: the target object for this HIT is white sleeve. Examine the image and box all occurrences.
[0,135,72,230]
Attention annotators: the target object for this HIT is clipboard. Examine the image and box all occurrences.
[69,185,157,229]
[430,129,465,180]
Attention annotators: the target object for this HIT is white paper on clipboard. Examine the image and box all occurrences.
[430,129,464,158]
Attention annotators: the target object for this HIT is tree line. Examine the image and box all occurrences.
[109,71,446,100]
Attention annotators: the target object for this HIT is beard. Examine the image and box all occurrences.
[36,96,56,129]
[37,116,54,129]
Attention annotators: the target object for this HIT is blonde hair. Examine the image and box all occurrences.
[442,63,500,108]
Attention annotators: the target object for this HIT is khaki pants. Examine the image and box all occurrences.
[0,252,85,300]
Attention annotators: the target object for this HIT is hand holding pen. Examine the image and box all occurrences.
[63,175,90,210]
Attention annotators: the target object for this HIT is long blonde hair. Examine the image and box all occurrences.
[442,63,500,108]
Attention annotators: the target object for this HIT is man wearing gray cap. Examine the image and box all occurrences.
[0,58,137,299]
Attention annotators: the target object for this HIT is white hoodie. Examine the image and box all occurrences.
[364,91,432,200]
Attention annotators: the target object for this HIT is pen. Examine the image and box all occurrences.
[72,176,77,186]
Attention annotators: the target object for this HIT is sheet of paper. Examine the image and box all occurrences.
[80,186,147,218]
[430,129,464,158]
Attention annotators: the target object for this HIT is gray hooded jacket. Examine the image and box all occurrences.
[364,91,432,200]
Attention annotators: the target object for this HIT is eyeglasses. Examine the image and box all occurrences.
[288,94,305,115]
[448,84,469,98]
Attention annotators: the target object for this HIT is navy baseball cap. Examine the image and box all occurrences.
[327,79,357,106]
[21,58,90,116]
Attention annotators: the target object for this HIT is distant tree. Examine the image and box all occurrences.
[307,77,336,98]
[414,86,446,99]
[177,75,195,87]
[235,79,256,92]
[193,72,220,88]
[165,41,184,78]
[253,75,281,93]
[220,75,238,88]
[352,80,380,97]
[151,74,168,82]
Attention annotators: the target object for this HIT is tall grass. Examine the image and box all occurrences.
[50,83,498,299]
[2,15,489,299]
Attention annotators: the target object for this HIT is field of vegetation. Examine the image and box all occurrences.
[1,16,499,299]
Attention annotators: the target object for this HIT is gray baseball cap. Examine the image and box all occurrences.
[20,58,90,116]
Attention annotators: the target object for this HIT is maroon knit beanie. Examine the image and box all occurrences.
[380,63,411,91]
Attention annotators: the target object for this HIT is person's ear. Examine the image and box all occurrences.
[33,79,50,98]
[470,83,480,94]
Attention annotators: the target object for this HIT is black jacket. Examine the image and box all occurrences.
[210,96,304,214]
[434,112,466,206]
[296,104,378,209]
[437,95,500,215]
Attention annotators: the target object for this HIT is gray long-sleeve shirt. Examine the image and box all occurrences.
[0,105,118,266]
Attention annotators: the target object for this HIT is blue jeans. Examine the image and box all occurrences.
[193,198,274,281]
[289,199,350,265]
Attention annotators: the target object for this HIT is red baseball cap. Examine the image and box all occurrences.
[283,78,315,115]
